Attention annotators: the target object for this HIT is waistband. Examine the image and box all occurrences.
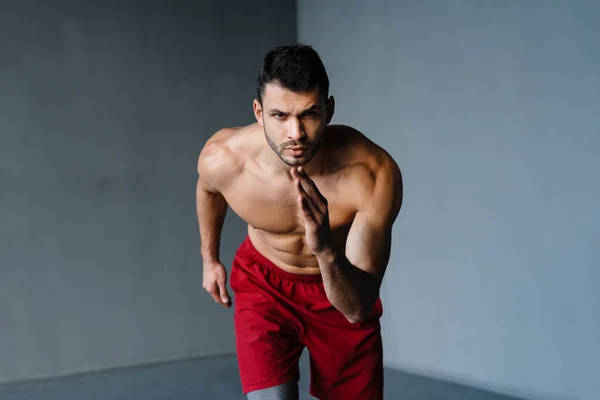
[238,235,323,283]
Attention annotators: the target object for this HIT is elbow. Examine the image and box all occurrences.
[343,296,380,324]
[345,314,366,324]
[344,307,372,324]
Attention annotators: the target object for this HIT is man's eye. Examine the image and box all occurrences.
[273,113,285,119]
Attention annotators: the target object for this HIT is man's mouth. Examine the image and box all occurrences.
[286,147,307,155]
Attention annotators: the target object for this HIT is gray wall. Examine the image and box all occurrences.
[0,0,295,384]
[298,1,599,399]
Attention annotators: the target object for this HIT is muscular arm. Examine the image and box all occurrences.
[196,134,241,308]
[317,159,403,323]
[196,176,227,263]
[195,137,237,263]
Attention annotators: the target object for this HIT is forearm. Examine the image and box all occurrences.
[196,180,228,264]
[316,246,380,323]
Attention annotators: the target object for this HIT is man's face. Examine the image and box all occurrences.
[254,83,333,167]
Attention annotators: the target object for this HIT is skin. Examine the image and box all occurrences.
[196,82,403,323]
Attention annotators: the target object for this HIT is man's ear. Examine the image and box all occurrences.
[253,99,264,126]
[325,96,335,125]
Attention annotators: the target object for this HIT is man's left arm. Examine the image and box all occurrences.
[317,160,403,323]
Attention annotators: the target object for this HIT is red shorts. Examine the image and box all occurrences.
[230,235,384,399]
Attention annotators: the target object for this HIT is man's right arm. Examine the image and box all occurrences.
[196,175,227,264]
[196,138,238,307]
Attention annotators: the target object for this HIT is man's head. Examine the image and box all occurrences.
[253,44,335,167]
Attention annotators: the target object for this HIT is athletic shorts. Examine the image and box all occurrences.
[230,235,384,399]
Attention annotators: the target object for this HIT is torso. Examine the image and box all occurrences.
[212,123,384,275]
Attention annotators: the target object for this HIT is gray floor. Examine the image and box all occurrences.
[0,353,529,400]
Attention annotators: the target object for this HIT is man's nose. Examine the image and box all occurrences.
[287,118,305,141]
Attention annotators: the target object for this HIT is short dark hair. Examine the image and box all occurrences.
[256,44,330,103]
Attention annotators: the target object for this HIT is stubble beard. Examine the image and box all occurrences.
[263,126,324,167]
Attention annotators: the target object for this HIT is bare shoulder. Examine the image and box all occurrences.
[197,126,249,192]
[327,125,403,214]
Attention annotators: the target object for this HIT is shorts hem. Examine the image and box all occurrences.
[243,372,299,395]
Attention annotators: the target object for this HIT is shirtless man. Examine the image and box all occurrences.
[196,44,402,400]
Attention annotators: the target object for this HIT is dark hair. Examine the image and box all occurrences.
[256,44,330,103]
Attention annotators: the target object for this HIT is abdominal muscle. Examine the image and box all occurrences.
[247,225,322,275]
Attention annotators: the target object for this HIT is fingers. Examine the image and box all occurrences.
[295,177,321,220]
[206,281,223,305]
[207,283,231,308]
[298,196,319,229]
[217,279,231,308]
[203,274,231,308]
[291,167,327,215]
[296,166,327,205]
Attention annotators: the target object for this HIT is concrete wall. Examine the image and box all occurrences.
[298,1,599,399]
[0,0,296,384]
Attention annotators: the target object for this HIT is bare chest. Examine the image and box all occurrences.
[222,172,358,235]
